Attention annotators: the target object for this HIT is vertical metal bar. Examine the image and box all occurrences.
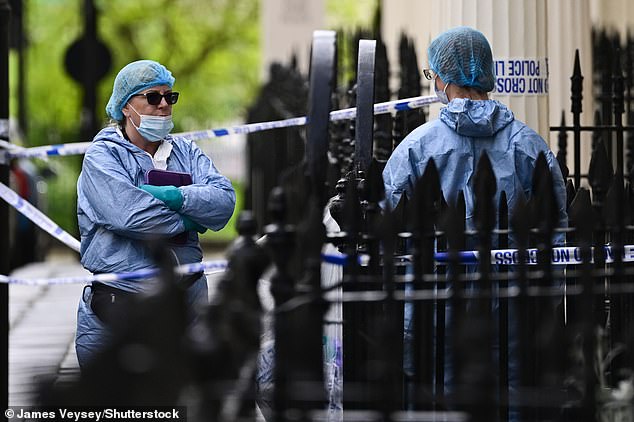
[629,111,634,186]
[354,39,376,173]
[626,35,634,182]
[588,139,612,334]
[306,30,336,208]
[602,38,615,167]
[510,192,530,420]
[469,152,497,422]
[409,159,440,409]
[435,205,447,405]
[9,0,25,140]
[266,188,296,420]
[532,154,560,420]
[291,203,327,413]
[0,0,10,417]
[613,50,625,176]
[497,192,509,421]
[625,182,634,372]
[340,37,377,411]
[378,207,403,414]
[447,193,466,414]
[365,160,385,275]
[394,35,425,152]
[373,38,393,163]
[341,178,364,410]
[603,175,625,386]
[568,188,596,422]
[360,160,386,412]
[571,50,583,189]
[79,0,98,140]
[557,112,570,180]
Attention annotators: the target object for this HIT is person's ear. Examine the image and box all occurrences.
[121,104,130,119]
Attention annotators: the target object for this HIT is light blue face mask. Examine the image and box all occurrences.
[128,104,174,142]
[434,78,450,105]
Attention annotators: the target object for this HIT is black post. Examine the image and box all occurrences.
[373,37,392,164]
[8,0,25,138]
[64,0,111,142]
[80,0,98,140]
[497,192,509,421]
[568,189,596,422]
[571,50,583,189]
[409,160,441,409]
[267,187,296,420]
[470,152,497,422]
[510,192,530,420]
[354,39,376,174]
[0,0,10,417]
[531,154,562,419]
[306,30,336,207]
[557,111,570,180]
[613,50,625,176]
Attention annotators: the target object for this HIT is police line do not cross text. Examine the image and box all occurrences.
[493,57,549,96]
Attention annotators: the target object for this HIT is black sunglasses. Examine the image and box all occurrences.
[131,91,180,105]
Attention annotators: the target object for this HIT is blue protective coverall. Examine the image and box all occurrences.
[383,98,567,231]
[382,98,568,410]
[75,126,236,367]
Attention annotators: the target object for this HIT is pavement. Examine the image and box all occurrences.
[7,244,228,407]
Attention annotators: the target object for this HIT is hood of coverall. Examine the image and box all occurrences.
[439,98,514,138]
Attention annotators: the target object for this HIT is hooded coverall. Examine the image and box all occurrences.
[75,126,235,367]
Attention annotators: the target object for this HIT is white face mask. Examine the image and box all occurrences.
[434,78,450,105]
[128,104,174,142]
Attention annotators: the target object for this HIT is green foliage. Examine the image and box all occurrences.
[95,0,261,131]
[22,0,261,141]
[13,0,261,239]
[11,0,377,243]
[326,0,378,31]
[24,0,83,146]
[43,156,82,238]
[325,0,380,91]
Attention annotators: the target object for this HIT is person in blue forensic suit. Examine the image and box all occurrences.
[384,27,567,231]
[75,60,236,367]
[382,27,567,416]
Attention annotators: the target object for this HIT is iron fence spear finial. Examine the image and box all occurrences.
[571,49,583,189]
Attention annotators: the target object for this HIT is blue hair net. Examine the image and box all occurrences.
[105,60,175,121]
[428,27,495,92]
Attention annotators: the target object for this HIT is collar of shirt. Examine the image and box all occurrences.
[115,127,173,170]
[151,140,173,170]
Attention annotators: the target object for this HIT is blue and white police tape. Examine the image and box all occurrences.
[2,95,439,159]
[3,253,341,286]
[5,245,631,286]
[2,253,345,286]
[0,181,81,252]
[3,141,93,160]
[435,245,634,265]
[180,94,439,141]
[0,260,229,286]
[323,244,634,266]
[0,139,20,164]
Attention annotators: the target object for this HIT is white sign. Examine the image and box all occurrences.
[493,57,549,96]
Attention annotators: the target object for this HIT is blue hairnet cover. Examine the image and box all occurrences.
[428,27,495,92]
[105,60,175,121]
